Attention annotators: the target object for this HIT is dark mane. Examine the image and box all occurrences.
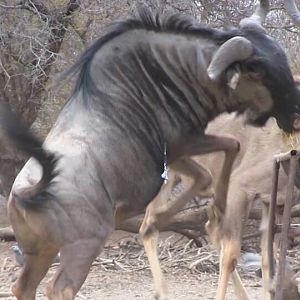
[64,6,238,98]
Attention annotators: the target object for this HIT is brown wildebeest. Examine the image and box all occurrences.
[2,4,300,300]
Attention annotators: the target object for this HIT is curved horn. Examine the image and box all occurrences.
[284,0,300,27]
[239,0,269,32]
[207,37,253,81]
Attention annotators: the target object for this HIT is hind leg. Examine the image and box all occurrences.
[8,195,59,300]
[139,171,177,300]
[12,246,59,300]
[47,236,110,300]
[140,158,213,300]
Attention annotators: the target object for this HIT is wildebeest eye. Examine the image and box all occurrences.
[246,71,263,82]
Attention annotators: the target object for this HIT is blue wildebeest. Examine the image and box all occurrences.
[2,3,300,300]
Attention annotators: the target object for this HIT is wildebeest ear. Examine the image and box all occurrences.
[207,36,253,81]
[225,68,265,90]
[225,69,240,90]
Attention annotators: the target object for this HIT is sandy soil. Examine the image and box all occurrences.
[0,231,270,300]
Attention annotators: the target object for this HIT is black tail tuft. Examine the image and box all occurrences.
[1,109,59,209]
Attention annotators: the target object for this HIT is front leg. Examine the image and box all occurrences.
[199,134,240,214]
[174,133,240,213]
[140,158,213,300]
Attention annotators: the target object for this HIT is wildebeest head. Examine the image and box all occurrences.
[207,0,300,133]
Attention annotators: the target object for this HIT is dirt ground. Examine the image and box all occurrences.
[0,230,298,300]
[0,231,264,300]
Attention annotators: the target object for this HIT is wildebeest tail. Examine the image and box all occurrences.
[1,110,59,209]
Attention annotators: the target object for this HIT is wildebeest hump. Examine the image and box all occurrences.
[86,30,218,147]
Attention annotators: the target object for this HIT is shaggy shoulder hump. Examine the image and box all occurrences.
[64,6,234,96]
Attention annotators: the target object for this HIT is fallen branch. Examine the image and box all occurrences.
[189,253,213,269]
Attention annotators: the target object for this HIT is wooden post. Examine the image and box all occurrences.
[267,160,280,300]
[274,154,298,300]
